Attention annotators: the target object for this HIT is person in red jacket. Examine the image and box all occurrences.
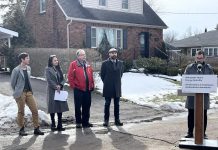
[68,49,94,128]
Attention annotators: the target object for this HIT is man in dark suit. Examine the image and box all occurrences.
[100,48,124,127]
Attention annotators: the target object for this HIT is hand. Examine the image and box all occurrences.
[56,85,61,93]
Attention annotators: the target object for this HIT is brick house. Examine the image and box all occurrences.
[25,0,167,59]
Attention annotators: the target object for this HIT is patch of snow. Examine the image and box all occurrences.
[0,94,50,128]
[95,72,218,112]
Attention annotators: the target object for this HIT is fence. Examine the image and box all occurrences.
[16,48,102,77]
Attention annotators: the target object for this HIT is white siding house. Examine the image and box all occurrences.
[81,0,143,14]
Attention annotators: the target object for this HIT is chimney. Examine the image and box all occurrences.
[205,28,207,32]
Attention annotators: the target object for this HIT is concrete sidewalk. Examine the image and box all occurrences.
[1,111,218,150]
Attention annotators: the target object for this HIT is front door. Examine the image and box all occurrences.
[139,32,149,57]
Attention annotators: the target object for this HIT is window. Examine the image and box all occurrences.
[191,48,201,57]
[116,30,122,48]
[204,48,209,56]
[91,28,97,48]
[203,47,218,57]
[209,48,213,56]
[91,27,123,49]
[99,0,106,6]
[214,48,218,56]
[40,0,46,13]
[122,0,128,9]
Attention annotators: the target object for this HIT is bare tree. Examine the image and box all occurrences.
[164,30,178,43]
[182,26,203,38]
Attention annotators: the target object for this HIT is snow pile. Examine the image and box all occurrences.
[95,72,218,112]
[0,94,50,128]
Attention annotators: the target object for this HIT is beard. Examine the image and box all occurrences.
[111,55,117,60]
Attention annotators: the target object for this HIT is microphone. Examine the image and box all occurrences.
[197,63,203,72]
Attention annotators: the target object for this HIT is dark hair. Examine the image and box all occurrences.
[196,50,205,56]
[18,52,29,62]
[47,55,64,81]
[48,55,57,67]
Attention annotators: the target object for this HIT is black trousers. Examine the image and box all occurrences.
[187,109,207,134]
[50,113,63,128]
[104,97,120,121]
[74,88,91,125]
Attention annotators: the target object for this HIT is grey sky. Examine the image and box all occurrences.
[155,0,218,39]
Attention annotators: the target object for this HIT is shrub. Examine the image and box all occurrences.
[123,60,133,72]
[166,67,179,76]
[136,57,167,74]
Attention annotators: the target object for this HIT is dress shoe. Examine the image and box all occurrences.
[76,123,82,128]
[103,121,109,127]
[51,125,57,132]
[34,127,44,135]
[82,123,93,128]
[115,120,123,126]
[19,127,28,136]
[185,133,193,138]
[204,134,208,139]
[57,126,65,131]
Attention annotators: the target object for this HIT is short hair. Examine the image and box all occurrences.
[195,50,205,56]
[18,52,29,62]
[76,49,85,57]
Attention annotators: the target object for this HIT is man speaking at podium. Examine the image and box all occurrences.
[184,50,214,139]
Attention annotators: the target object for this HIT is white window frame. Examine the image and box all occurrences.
[91,27,123,49]
[191,48,201,57]
[203,47,218,57]
[40,0,46,13]
[91,27,97,48]
[116,29,123,49]
[122,0,129,9]
[99,0,107,6]
[214,48,218,56]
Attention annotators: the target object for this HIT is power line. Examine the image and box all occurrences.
[157,11,218,15]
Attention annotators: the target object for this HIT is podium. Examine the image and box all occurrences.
[178,75,218,149]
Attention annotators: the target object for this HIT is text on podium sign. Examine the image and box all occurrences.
[182,75,217,93]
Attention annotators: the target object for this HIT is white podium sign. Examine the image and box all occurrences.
[182,75,217,93]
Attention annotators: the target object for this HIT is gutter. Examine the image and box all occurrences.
[66,16,167,29]
[67,19,73,48]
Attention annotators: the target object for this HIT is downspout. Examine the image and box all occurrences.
[67,19,73,48]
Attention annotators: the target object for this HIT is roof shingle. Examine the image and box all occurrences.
[56,0,167,28]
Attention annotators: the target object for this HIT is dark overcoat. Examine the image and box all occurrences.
[184,63,214,109]
[100,58,124,98]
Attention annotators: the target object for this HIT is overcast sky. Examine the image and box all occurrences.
[1,0,217,40]
[154,0,218,39]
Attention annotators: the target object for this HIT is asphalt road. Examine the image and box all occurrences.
[0,72,169,125]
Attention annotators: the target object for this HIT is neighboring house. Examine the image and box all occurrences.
[25,0,167,59]
[0,26,18,70]
[171,29,218,57]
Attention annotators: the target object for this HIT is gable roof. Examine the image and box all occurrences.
[56,0,167,29]
[172,30,218,48]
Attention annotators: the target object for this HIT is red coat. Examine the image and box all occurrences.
[67,60,94,91]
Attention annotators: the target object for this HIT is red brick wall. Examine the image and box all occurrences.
[25,0,61,48]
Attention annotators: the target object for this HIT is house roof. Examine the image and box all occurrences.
[0,27,18,40]
[56,0,167,29]
[171,30,218,48]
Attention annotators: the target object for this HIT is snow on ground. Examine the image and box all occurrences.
[0,94,50,128]
[95,72,218,112]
